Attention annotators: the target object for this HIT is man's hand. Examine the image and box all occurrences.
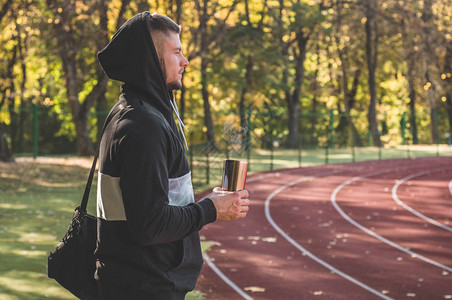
[207,187,250,220]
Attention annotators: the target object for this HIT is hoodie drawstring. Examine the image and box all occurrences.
[170,97,189,150]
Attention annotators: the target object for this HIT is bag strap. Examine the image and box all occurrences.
[79,100,126,212]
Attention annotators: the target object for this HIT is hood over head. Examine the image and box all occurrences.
[97,12,172,119]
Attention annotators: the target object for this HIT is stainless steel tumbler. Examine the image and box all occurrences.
[221,159,248,191]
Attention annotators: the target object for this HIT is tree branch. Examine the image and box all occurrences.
[116,0,131,30]
[0,0,13,25]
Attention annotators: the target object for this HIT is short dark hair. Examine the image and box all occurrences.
[147,13,181,37]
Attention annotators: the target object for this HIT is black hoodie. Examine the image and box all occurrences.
[95,12,217,295]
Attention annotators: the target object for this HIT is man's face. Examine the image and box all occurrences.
[160,32,189,91]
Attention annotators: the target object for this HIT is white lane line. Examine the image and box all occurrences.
[203,252,254,300]
[449,180,452,196]
[331,168,452,273]
[265,170,394,300]
[392,167,452,232]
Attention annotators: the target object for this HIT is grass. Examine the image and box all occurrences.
[0,158,205,300]
[0,160,90,300]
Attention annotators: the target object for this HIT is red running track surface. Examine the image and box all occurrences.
[195,157,452,300]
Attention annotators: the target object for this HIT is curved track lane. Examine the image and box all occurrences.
[196,157,452,300]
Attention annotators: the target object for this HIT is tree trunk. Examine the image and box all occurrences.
[335,21,363,147]
[174,0,185,121]
[287,32,309,148]
[282,63,291,147]
[17,25,27,153]
[47,0,92,155]
[406,56,419,144]
[364,0,382,147]
[1,10,20,159]
[239,55,254,150]
[0,0,13,24]
[421,0,439,144]
[96,93,108,141]
[287,96,298,148]
[6,42,17,152]
[95,0,112,142]
[0,125,14,162]
[401,17,419,145]
[428,98,438,144]
[446,91,452,139]
[187,0,238,147]
[445,41,452,136]
[175,0,182,25]
[348,69,363,146]
[47,0,130,156]
[116,0,131,29]
[198,0,216,147]
[201,57,216,147]
[309,46,319,146]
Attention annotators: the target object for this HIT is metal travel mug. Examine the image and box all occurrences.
[221,159,248,191]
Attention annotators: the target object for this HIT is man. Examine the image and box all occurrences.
[95,12,250,299]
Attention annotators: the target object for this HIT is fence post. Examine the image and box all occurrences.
[206,149,210,185]
[350,116,355,163]
[436,109,439,156]
[329,109,334,148]
[325,144,329,165]
[247,107,252,171]
[33,103,39,159]
[298,134,302,168]
[401,111,406,145]
[270,131,274,171]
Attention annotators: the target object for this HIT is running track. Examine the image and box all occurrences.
[195,157,452,300]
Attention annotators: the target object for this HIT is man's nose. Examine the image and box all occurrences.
[181,55,189,67]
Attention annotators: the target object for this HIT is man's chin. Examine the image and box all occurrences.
[167,81,182,91]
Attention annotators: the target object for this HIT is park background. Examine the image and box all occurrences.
[0,0,451,162]
[0,0,452,299]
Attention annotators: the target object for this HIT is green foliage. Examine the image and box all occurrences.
[1,0,452,154]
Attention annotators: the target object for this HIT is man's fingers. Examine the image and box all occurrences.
[236,198,250,206]
[212,188,250,221]
[237,189,249,198]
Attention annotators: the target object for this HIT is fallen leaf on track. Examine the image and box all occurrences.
[262,237,277,242]
[313,291,324,296]
[244,286,265,293]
